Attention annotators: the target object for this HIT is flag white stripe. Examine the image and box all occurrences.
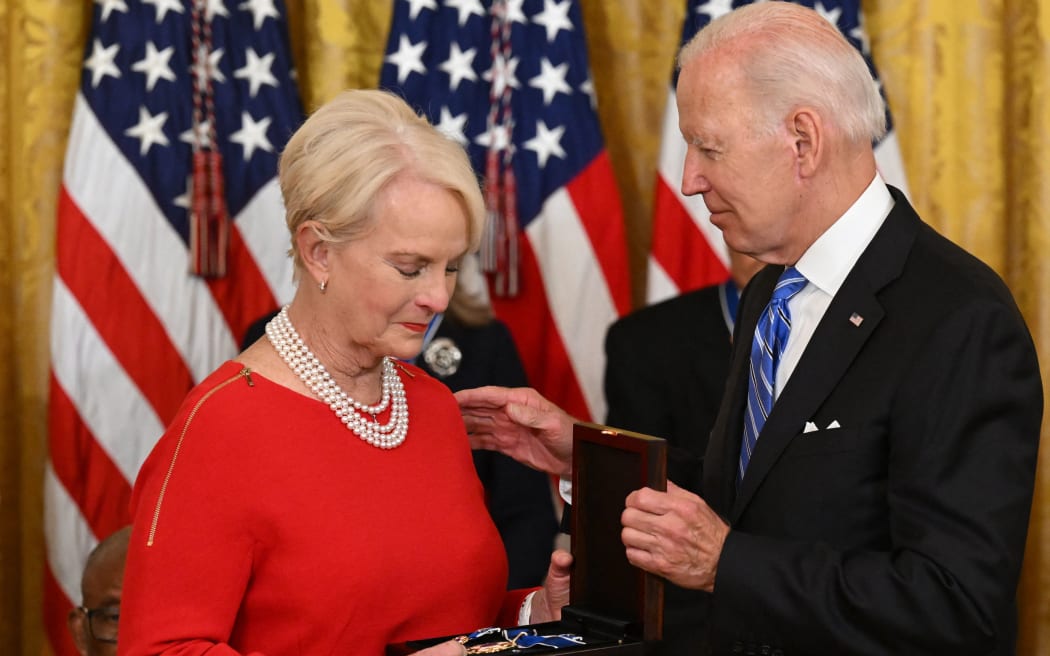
[50,277,165,480]
[63,93,237,383]
[527,189,616,420]
[655,89,729,268]
[44,463,99,606]
[874,131,909,196]
[646,258,678,305]
[235,178,296,305]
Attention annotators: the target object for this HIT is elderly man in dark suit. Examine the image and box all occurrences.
[456,3,1042,654]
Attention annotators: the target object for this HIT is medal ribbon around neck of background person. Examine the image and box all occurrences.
[266,306,409,449]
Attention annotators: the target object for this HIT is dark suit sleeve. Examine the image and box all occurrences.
[605,316,706,491]
[711,298,1043,655]
[604,290,731,491]
[604,318,677,438]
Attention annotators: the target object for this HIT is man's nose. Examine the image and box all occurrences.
[681,150,711,196]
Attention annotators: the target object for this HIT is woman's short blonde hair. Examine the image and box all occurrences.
[279,89,486,273]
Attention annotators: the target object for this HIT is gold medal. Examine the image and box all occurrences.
[465,641,516,654]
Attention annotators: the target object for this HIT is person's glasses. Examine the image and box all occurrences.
[78,605,119,643]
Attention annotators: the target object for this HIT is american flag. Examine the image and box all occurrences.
[45,0,301,653]
[647,0,909,302]
[380,0,631,421]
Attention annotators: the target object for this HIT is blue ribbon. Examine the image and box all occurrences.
[459,627,587,650]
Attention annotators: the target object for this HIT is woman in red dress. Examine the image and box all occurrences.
[119,89,570,656]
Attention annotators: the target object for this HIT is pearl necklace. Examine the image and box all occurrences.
[265,306,409,449]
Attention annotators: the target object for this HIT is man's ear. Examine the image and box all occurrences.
[295,220,331,289]
[791,108,822,178]
[67,608,90,656]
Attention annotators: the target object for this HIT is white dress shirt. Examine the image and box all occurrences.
[775,173,894,398]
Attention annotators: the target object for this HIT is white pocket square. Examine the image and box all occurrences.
[826,420,841,429]
[803,421,819,433]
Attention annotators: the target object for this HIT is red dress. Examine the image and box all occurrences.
[120,361,521,656]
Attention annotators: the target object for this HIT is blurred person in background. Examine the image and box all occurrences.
[68,526,130,656]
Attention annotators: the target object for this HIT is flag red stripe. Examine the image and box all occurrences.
[651,177,728,292]
[48,376,133,538]
[55,186,193,424]
[47,6,301,655]
[206,226,280,349]
[566,151,632,315]
[44,563,79,656]
[492,239,591,420]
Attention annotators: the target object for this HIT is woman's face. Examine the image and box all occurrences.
[324,175,471,363]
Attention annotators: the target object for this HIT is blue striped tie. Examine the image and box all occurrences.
[739,267,808,481]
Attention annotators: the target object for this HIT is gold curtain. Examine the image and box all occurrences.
[865,2,1050,650]
[1,0,1048,652]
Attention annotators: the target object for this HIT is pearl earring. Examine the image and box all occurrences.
[319,279,327,293]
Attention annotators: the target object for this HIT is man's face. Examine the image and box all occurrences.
[67,551,123,656]
[676,49,803,264]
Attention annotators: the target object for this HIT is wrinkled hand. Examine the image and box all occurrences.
[455,386,575,476]
[621,481,729,592]
[529,549,573,623]
[410,640,465,656]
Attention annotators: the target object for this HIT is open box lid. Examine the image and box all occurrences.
[567,422,667,642]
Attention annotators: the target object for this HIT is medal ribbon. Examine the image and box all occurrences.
[457,627,587,652]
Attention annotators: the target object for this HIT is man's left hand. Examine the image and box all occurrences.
[621,481,729,592]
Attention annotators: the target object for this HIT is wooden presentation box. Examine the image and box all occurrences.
[388,422,667,655]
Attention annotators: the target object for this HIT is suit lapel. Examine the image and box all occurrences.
[727,187,921,521]
[703,268,777,513]
[730,286,884,518]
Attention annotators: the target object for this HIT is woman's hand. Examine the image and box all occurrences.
[528,549,573,623]
[410,640,466,656]
[455,386,576,477]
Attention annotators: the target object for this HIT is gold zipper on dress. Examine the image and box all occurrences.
[394,361,415,377]
[147,367,254,546]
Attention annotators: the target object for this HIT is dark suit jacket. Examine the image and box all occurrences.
[243,312,558,589]
[604,284,731,655]
[703,187,1042,655]
[605,284,732,490]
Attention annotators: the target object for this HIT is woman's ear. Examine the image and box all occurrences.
[791,108,822,178]
[295,220,330,288]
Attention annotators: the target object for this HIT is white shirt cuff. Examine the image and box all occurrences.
[558,476,573,505]
[518,590,536,625]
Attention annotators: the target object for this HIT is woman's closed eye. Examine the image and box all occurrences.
[392,263,460,279]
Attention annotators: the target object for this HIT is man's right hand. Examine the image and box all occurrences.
[455,386,575,477]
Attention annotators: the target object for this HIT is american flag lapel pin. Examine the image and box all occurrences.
[849,312,864,327]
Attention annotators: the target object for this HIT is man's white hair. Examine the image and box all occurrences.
[678,1,887,144]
